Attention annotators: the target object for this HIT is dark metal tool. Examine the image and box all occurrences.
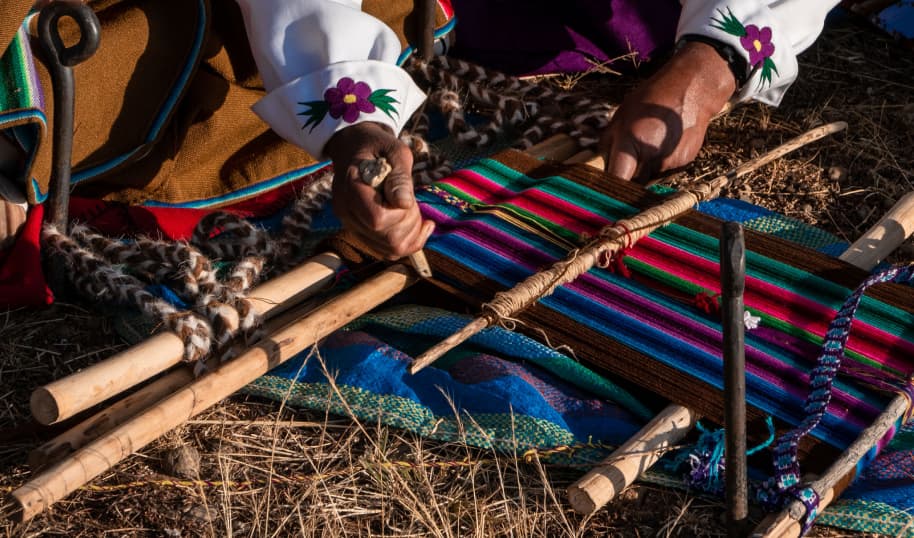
[721,221,748,537]
[38,1,100,230]
[37,1,100,292]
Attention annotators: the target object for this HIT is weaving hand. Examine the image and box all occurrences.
[324,121,435,261]
[601,41,736,183]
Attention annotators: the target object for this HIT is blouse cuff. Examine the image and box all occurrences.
[252,60,426,159]
[677,2,798,106]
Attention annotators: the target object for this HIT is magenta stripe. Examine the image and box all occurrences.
[636,239,914,372]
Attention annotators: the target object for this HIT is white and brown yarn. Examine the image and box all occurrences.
[43,225,213,362]
[404,55,616,160]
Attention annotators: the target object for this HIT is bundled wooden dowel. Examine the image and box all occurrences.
[8,264,416,522]
[28,291,342,468]
[30,252,344,426]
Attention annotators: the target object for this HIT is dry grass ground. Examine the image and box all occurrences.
[1,13,912,538]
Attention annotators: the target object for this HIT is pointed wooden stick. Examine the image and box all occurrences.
[409,122,848,374]
[30,252,344,425]
[7,265,416,522]
[359,158,432,278]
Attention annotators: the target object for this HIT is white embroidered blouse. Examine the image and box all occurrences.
[236,0,840,158]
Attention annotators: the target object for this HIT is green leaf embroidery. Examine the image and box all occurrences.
[368,89,400,121]
[298,100,329,133]
[758,57,779,90]
[710,8,746,37]
[709,7,778,90]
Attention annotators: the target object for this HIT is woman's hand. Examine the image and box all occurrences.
[324,122,434,260]
[601,41,737,183]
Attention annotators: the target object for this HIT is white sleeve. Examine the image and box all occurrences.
[677,0,839,105]
[235,0,426,158]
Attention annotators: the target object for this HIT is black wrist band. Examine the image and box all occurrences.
[676,34,749,90]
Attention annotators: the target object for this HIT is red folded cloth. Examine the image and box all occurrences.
[0,204,52,306]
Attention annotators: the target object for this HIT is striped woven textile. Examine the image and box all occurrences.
[415,150,914,456]
[0,22,47,202]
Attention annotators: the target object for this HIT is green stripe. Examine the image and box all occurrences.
[0,28,34,112]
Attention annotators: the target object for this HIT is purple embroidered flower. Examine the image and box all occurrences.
[711,8,779,88]
[739,24,775,67]
[299,78,399,132]
[324,77,376,123]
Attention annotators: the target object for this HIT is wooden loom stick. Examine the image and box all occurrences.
[409,122,848,375]
[750,193,914,537]
[721,222,749,535]
[30,252,344,426]
[7,265,416,522]
[567,191,914,518]
[567,404,699,513]
[839,192,914,269]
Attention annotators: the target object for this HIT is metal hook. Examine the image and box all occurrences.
[37,1,100,231]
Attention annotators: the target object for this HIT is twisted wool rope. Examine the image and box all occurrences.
[39,57,621,361]
[42,225,213,361]
[40,175,337,363]
[69,225,245,357]
[403,55,617,182]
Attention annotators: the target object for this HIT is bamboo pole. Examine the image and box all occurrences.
[29,252,344,426]
[838,192,914,270]
[8,265,415,522]
[567,404,698,513]
[409,122,848,374]
[28,292,334,468]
